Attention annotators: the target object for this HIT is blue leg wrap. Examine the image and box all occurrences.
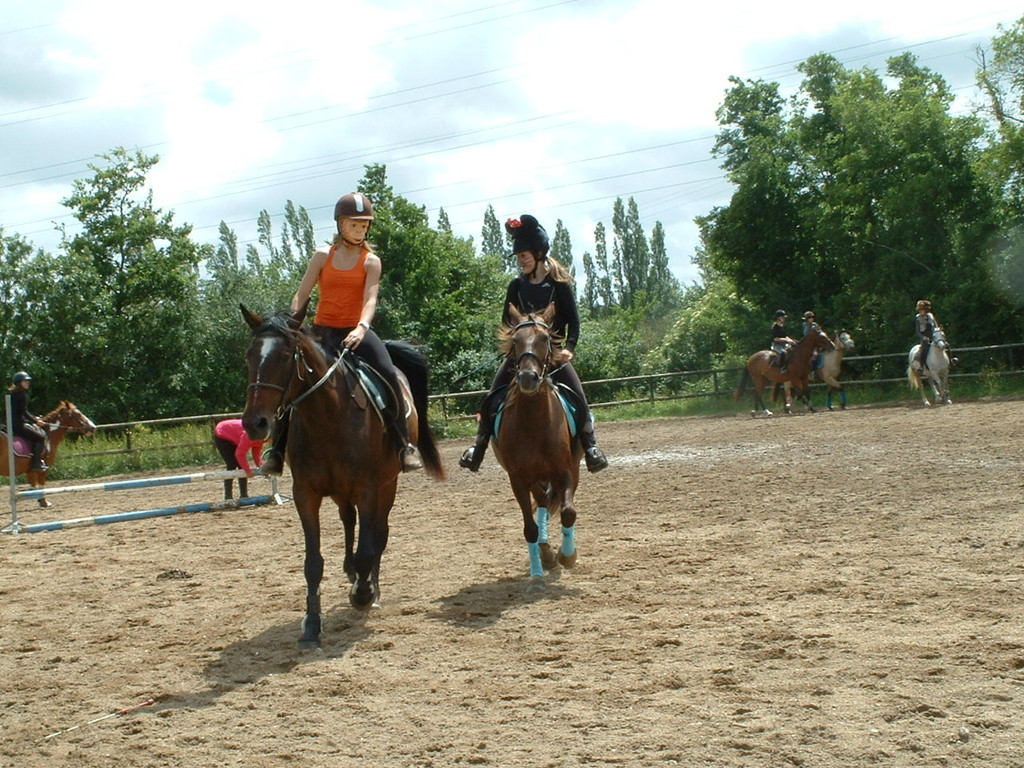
[527,541,544,577]
[561,526,576,558]
[536,507,548,544]
[839,389,847,406]
[825,392,833,409]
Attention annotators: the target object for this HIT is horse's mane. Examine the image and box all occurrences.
[42,402,74,420]
[497,315,564,363]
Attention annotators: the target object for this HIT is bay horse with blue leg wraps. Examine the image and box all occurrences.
[240,304,444,648]
[734,325,835,416]
[492,303,583,591]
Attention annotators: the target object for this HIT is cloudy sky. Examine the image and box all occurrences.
[1,1,1020,285]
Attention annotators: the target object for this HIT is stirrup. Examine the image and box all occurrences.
[584,445,608,473]
[400,444,423,472]
[261,450,285,476]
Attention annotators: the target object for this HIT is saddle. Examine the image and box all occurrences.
[338,354,392,424]
[1,430,46,458]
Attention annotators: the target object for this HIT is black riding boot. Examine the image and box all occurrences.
[580,421,608,473]
[391,402,423,472]
[460,389,502,472]
[459,417,491,472]
[260,413,289,476]
[238,477,248,498]
[29,441,47,472]
[223,479,233,500]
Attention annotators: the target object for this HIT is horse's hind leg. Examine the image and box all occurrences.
[338,500,357,584]
[350,505,390,610]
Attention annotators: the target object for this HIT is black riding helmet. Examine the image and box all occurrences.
[506,214,550,260]
[12,371,31,385]
[774,310,787,319]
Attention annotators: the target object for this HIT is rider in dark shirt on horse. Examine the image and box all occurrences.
[771,310,796,374]
[8,371,48,471]
[459,214,608,474]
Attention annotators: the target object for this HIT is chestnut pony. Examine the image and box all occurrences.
[734,325,835,416]
[2,401,96,507]
[240,304,444,648]
[492,303,583,589]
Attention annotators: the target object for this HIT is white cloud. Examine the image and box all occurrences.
[2,0,1020,284]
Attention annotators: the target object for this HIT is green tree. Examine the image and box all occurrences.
[551,219,574,276]
[53,148,205,420]
[481,204,514,272]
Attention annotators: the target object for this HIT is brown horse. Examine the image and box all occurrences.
[3,401,96,507]
[734,326,835,416]
[240,304,444,648]
[492,304,583,590]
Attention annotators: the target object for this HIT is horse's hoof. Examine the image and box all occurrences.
[37,498,52,508]
[557,548,577,569]
[298,615,322,649]
[539,542,558,570]
[526,576,547,593]
[349,583,377,611]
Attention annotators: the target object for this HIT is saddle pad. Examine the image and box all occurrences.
[494,386,578,440]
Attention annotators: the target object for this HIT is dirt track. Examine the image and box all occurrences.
[3,399,1023,767]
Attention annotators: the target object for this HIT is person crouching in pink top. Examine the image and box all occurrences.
[214,418,264,499]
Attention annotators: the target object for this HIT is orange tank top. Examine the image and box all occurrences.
[314,245,368,328]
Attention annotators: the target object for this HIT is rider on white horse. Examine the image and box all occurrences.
[912,299,957,371]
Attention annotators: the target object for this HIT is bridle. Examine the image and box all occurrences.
[511,319,556,379]
[248,327,353,420]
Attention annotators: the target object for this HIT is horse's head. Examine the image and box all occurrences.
[932,328,948,348]
[836,330,855,353]
[49,401,97,436]
[502,303,558,396]
[240,304,304,441]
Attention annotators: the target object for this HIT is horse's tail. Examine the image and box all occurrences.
[386,340,446,480]
[907,365,921,389]
[733,368,750,402]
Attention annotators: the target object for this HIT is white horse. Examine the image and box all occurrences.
[810,329,855,410]
[907,327,952,406]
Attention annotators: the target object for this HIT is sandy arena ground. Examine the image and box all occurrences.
[2,398,1023,767]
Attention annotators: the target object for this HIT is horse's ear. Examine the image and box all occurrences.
[540,302,557,324]
[240,304,263,330]
[508,304,524,324]
[292,298,310,327]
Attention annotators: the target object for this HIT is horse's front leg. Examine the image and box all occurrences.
[511,479,544,586]
[294,490,325,649]
[556,473,579,569]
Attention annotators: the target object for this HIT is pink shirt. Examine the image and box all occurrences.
[215,419,264,474]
